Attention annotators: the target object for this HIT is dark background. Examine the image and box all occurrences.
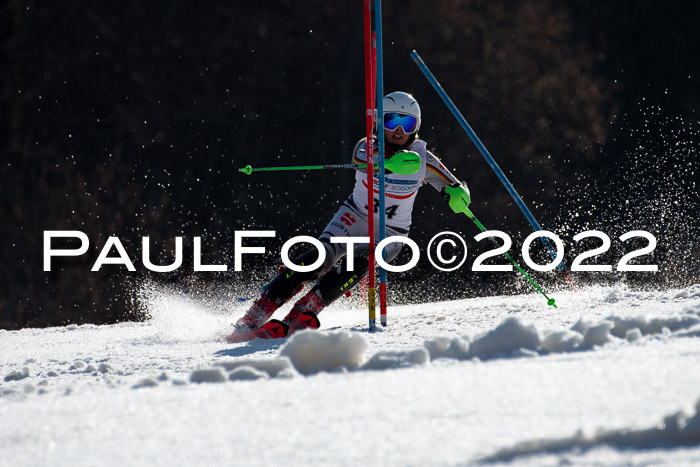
[2,1,699,329]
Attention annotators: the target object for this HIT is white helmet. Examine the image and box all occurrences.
[383,91,421,133]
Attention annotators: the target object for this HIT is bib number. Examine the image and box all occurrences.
[366,199,398,219]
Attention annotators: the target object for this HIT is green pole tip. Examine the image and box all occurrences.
[547,298,556,307]
[240,165,253,175]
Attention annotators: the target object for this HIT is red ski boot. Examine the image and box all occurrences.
[225,290,324,343]
[225,318,286,343]
[286,311,321,334]
[283,290,325,335]
[228,291,281,334]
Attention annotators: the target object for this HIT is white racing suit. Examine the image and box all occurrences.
[262,136,462,306]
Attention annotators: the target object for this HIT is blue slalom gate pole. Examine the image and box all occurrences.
[375,0,389,324]
[410,51,575,287]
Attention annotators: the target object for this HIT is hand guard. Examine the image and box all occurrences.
[441,182,472,216]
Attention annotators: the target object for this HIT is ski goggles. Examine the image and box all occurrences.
[383,112,419,134]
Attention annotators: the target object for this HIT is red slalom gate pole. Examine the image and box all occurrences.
[375,0,388,326]
[363,0,377,331]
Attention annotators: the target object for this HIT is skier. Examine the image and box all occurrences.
[226,91,471,342]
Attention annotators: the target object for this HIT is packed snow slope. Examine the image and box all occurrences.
[2,284,700,466]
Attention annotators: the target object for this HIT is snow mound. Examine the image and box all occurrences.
[540,330,584,352]
[361,349,429,370]
[674,284,700,299]
[480,396,700,463]
[257,307,700,378]
[215,357,296,378]
[423,308,700,363]
[189,368,227,384]
[676,327,700,338]
[469,317,542,358]
[607,313,700,337]
[279,330,368,375]
[4,367,30,382]
[423,336,471,360]
[228,366,269,381]
[132,377,160,389]
[624,328,643,343]
[580,320,618,349]
[425,317,543,360]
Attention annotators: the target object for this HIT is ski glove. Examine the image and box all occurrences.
[442,182,472,216]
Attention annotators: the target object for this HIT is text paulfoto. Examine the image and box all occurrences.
[42,229,658,273]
